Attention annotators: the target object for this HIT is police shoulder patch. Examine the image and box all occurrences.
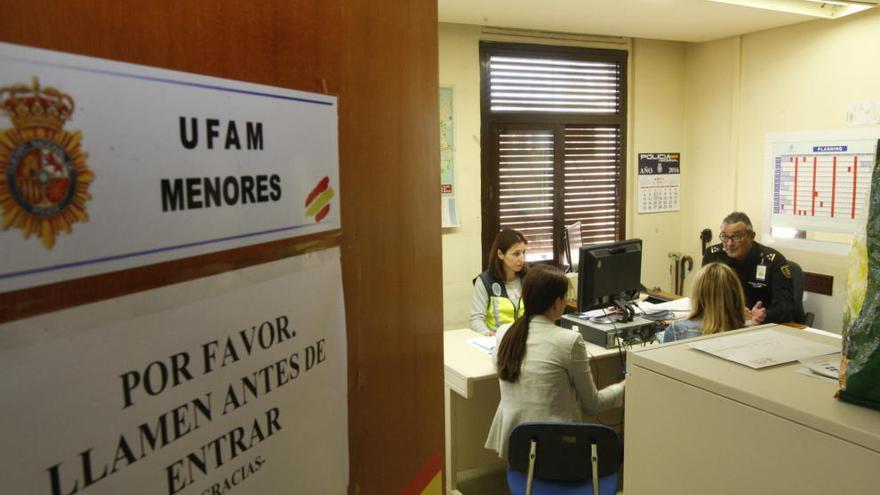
[780,264,791,278]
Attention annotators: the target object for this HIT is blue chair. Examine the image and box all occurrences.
[507,422,621,495]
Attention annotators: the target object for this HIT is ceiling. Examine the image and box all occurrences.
[438,0,823,43]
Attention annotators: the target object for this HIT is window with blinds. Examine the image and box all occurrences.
[488,56,620,114]
[563,126,623,245]
[480,42,627,264]
[497,129,556,258]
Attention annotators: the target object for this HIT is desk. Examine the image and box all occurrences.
[624,324,880,494]
[444,328,643,494]
[443,329,502,495]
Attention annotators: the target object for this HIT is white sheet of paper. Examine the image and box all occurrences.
[468,336,496,354]
[799,353,842,379]
[795,367,838,383]
[640,296,691,314]
[688,329,840,369]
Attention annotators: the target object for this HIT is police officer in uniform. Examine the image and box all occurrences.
[470,229,528,335]
[703,212,794,324]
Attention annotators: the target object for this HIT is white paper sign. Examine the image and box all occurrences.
[0,42,340,293]
[0,249,348,495]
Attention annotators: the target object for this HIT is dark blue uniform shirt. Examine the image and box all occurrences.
[702,241,794,324]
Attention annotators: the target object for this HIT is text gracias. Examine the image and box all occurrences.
[161,117,282,212]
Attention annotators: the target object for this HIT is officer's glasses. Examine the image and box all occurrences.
[719,232,749,243]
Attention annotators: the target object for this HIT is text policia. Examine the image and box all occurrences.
[46,314,329,495]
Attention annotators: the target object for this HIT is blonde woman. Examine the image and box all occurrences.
[661,262,747,342]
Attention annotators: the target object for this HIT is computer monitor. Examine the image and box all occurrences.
[563,221,583,272]
[577,239,643,318]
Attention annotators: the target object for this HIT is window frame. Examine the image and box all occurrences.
[479,41,629,264]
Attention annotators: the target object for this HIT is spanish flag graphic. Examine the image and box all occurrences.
[305,176,334,222]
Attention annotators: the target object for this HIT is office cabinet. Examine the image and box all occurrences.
[624,325,880,494]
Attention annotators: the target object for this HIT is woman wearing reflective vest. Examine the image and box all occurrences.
[470,229,528,336]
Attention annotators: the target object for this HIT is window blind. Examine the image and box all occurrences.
[480,42,627,264]
[488,55,621,114]
[497,129,556,261]
[563,126,623,245]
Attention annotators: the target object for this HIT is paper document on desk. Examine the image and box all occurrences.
[637,297,691,320]
[647,296,691,313]
[468,336,496,354]
[688,329,840,369]
[799,353,842,379]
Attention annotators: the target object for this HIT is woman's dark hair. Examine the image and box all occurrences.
[487,229,528,281]
[496,264,569,383]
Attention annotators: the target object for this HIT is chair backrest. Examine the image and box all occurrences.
[788,260,806,324]
[508,422,621,482]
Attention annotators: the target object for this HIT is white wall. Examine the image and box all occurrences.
[686,9,880,332]
[439,24,688,329]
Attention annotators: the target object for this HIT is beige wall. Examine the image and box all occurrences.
[439,24,688,329]
[631,39,688,294]
[686,9,880,332]
[439,24,484,331]
[681,37,743,293]
[441,9,880,332]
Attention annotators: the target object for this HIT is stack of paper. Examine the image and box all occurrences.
[639,297,692,314]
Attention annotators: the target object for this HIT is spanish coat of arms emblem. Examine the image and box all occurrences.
[0,77,94,248]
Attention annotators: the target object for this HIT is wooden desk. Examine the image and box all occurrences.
[443,328,642,494]
[624,324,880,494]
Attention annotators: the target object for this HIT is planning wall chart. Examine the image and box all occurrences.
[767,132,878,234]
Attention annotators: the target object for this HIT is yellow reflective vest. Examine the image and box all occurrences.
[477,271,525,331]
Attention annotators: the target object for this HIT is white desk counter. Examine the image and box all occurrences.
[444,329,496,399]
[444,327,641,494]
[624,324,880,494]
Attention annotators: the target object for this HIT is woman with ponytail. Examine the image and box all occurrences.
[484,264,625,459]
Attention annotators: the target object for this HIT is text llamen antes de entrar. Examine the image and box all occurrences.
[46,314,328,495]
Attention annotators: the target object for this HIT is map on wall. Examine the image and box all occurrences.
[440,86,459,227]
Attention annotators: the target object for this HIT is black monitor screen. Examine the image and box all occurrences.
[577,239,642,313]
[564,221,583,272]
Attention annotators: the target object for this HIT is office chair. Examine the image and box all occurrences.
[507,422,621,495]
[788,261,815,326]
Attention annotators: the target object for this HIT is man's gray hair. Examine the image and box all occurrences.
[722,211,753,231]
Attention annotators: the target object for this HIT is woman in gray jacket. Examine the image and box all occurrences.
[485,264,625,459]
